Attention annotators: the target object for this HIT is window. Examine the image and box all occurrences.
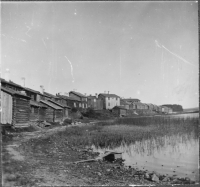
[74,103,76,107]
[108,103,110,106]
[108,97,110,100]
[94,99,96,102]
[31,107,34,113]
[82,103,84,108]
[86,104,87,108]
[79,103,81,107]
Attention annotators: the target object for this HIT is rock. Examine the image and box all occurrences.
[144,172,150,179]
[97,172,102,176]
[106,169,111,172]
[162,176,169,182]
[185,177,191,181]
[151,173,159,182]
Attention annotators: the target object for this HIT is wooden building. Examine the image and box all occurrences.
[57,94,81,109]
[120,99,130,109]
[48,99,71,119]
[98,93,120,110]
[123,98,141,104]
[1,78,24,92]
[40,100,63,122]
[29,100,47,122]
[87,95,103,110]
[1,87,31,127]
[112,106,127,117]
[69,91,88,109]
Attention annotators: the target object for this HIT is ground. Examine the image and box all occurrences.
[1,122,198,186]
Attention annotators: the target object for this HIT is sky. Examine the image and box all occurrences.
[1,1,199,108]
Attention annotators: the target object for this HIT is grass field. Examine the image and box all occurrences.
[22,117,198,152]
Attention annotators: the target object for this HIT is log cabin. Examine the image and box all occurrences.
[47,99,71,120]
[40,100,63,122]
[29,100,47,122]
[1,87,31,127]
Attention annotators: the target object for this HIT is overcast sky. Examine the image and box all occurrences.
[1,1,198,108]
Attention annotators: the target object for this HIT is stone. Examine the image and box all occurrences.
[144,172,150,179]
[162,177,169,182]
[106,169,111,172]
[151,173,159,182]
[97,172,102,176]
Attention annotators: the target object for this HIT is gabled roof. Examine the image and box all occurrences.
[23,87,40,94]
[99,93,120,98]
[40,100,63,110]
[47,99,71,109]
[57,95,81,102]
[87,95,97,99]
[44,91,59,99]
[120,99,129,105]
[123,98,140,102]
[30,100,47,108]
[69,91,87,98]
[1,78,23,89]
[1,87,31,99]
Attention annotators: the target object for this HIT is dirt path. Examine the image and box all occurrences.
[2,125,91,186]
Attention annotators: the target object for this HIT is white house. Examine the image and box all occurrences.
[98,93,120,110]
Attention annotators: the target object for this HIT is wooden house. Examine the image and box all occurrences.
[98,93,120,110]
[112,106,127,117]
[40,100,64,122]
[44,91,59,101]
[1,78,24,92]
[57,94,81,109]
[129,103,136,110]
[123,98,141,104]
[87,95,103,110]
[146,103,154,110]
[69,91,88,109]
[120,99,130,109]
[1,87,31,127]
[47,99,71,119]
[29,100,47,122]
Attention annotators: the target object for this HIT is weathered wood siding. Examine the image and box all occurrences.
[14,97,30,125]
[45,107,54,122]
[120,109,127,116]
[1,91,13,124]
[39,108,46,121]
[55,110,63,122]
[30,106,39,121]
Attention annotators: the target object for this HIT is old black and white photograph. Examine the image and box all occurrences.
[1,1,199,186]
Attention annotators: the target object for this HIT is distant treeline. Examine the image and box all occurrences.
[162,104,183,112]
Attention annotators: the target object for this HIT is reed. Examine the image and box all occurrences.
[23,116,199,153]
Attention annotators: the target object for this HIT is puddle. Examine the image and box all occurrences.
[93,133,199,182]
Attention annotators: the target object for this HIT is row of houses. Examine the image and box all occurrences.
[0,78,173,127]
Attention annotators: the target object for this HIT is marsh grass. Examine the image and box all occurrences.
[23,116,199,153]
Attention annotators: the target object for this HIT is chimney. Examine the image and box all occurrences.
[108,91,109,94]
[40,85,44,94]
[95,93,98,98]
[21,77,25,87]
[104,91,106,93]
[5,68,10,82]
[85,93,87,96]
